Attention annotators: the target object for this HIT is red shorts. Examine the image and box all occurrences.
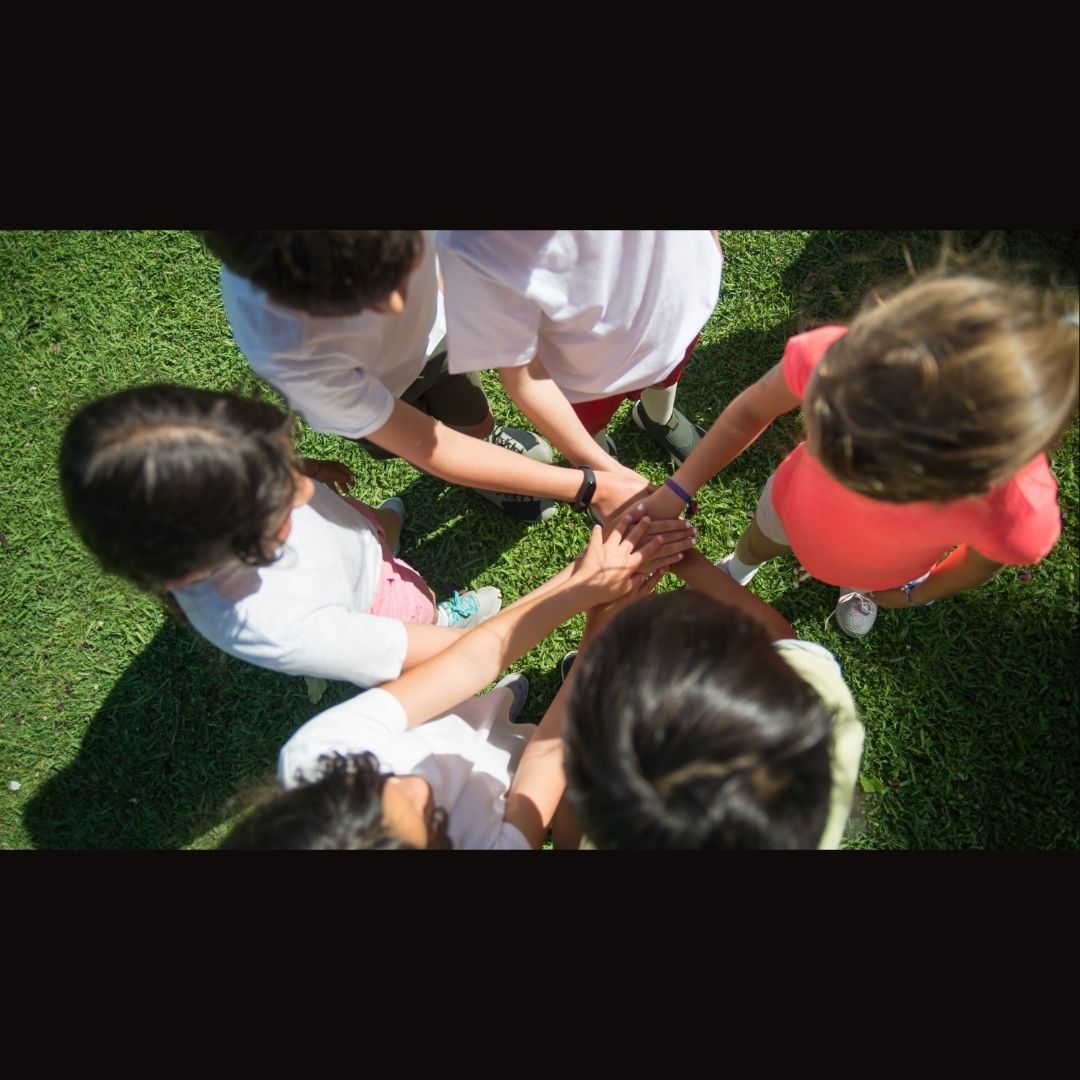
[570,333,702,434]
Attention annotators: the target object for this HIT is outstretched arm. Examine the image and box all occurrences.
[365,396,652,520]
[499,357,645,480]
[501,571,663,848]
[672,550,795,641]
[870,545,1004,609]
[377,515,695,730]
[635,359,802,521]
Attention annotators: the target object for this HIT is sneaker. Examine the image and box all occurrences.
[595,431,619,461]
[476,426,557,522]
[488,425,553,464]
[631,401,705,464]
[828,589,878,638]
[494,672,529,722]
[559,651,577,684]
[436,586,503,629]
[377,496,405,557]
[473,488,558,523]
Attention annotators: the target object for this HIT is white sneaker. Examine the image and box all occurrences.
[829,589,878,637]
[436,586,502,629]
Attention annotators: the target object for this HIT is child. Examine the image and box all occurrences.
[436,230,724,469]
[562,555,864,849]
[222,513,698,849]
[635,273,1079,636]
[59,384,503,689]
[201,231,651,525]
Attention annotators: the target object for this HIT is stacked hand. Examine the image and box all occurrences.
[570,513,697,608]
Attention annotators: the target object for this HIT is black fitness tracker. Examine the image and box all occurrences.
[571,466,597,513]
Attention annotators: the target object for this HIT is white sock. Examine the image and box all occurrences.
[435,604,450,627]
[593,428,613,451]
[639,383,677,425]
[721,551,762,586]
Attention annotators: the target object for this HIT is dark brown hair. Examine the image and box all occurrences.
[60,384,298,592]
[563,592,834,850]
[199,230,424,316]
[222,753,412,850]
[805,274,1080,502]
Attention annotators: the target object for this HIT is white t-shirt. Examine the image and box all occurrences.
[278,685,534,850]
[173,483,409,687]
[437,230,723,402]
[771,639,864,850]
[220,230,447,439]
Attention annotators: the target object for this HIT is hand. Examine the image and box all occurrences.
[301,458,355,496]
[569,514,681,605]
[590,469,655,524]
[627,484,690,526]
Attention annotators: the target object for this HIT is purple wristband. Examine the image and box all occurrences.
[664,478,698,517]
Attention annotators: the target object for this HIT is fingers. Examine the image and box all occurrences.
[615,513,653,554]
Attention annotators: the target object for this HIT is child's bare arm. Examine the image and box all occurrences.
[635,360,802,521]
[870,545,1005,608]
[500,578,664,848]
[499,357,644,479]
[378,516,689,730]
[673,550,796,641]
[501,674,575,848]
[365,397,651,520]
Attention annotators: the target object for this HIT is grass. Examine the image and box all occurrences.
[0,229,1076,849]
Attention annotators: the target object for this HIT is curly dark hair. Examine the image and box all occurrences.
[198,230,424,316]
[60,384,298,592]
[221,753,413,850]
[805,273,1080,503]
[563,592,835,850]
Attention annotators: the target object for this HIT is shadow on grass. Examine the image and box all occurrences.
[22,619,361,849]
[758,567,1079,849]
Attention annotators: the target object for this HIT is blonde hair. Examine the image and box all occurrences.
[805,274,1079,502]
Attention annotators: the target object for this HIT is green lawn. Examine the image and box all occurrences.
[1,229,1076,849]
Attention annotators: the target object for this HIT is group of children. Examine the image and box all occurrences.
[58,231,1079,849]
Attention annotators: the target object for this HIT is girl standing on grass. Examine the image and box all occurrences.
[637,273,1079,637]
[59,385,506,690]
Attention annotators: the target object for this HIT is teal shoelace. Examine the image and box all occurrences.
[439,591,479,621]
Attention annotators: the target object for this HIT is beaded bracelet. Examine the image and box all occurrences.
[664,478,698,518]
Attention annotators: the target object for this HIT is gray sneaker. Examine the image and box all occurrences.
[488,425,553,464]
[559,651,578,684]
[473,489,558,523]
[476,426,556,522]
[494,672,529,722]
[436,586,503,629]
[828,589,878,637]
[632,401,705,464]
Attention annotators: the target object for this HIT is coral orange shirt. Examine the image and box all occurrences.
[770,327,1062,590]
